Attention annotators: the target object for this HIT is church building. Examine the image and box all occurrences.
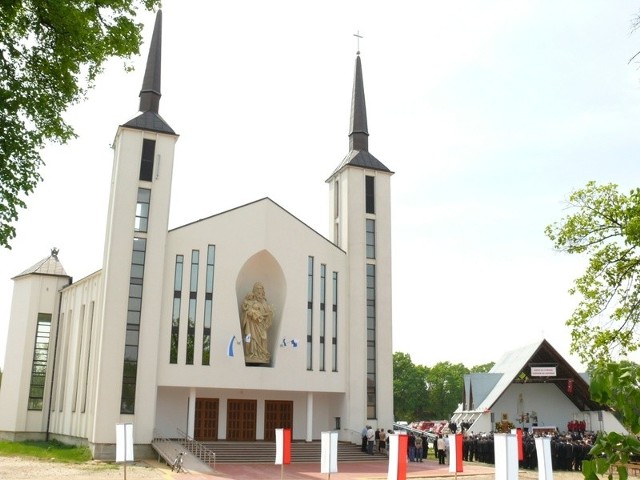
[0,11,394,459]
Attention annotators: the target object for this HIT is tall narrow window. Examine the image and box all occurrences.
[170,255,184,364]
[202,245,216,365]
[334,180,340,219]
[366,263,376,419]
[72,305,86,412]
[58,309,71,412]
[186,250,199,365]
[334,180,340,245]
[365,175,375,214]
[28,313,52,410]
[366,219,376,259]
[332,272,338,372]
[307,256,314,371]
[135,188,151,232]
[81,301,95,413]
[139,139,155,181]
[121,237,146,414]
[319,264,326,371]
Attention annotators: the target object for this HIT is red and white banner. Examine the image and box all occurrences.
[275,428,291,465]
[388,433,408,480]
[516,428,523,461]
[448,433,463,473]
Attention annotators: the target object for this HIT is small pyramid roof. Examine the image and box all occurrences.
[13,248,69,279]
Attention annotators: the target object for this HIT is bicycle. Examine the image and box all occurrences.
[172,451,186,473]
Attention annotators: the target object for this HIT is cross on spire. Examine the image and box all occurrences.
[353,30,363,54]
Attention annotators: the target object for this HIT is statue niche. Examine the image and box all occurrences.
[241,282,274,364]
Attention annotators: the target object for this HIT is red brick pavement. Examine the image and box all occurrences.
[186,457,496,480]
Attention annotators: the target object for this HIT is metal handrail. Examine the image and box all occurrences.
[176,428,217,471]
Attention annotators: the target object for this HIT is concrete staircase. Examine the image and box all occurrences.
[199,441,388,464]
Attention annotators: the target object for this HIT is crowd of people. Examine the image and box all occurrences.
[361,425,612,472]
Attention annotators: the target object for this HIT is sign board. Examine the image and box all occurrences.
[320,431,338,473]
[531,366,556,377]
[115,423,134,463]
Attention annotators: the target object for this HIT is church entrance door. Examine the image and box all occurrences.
[226,399,257,441]
[194,398,219,441]
[263,400,293,442]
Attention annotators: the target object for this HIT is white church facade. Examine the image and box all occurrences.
[0,11,394,459]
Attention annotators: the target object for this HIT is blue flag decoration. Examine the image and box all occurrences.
[227,335,236,357]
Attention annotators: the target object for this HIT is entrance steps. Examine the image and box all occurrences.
[199,441,388,464]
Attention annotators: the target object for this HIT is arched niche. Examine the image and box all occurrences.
[236,250,286,367]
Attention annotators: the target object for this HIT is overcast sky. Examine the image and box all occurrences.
[2,1,640,371]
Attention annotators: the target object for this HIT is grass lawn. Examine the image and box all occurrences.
[0,439,92,463]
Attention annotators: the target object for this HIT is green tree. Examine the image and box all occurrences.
[424,362,467,419]
[470,362,495,373]
[582,361,640,480]
[0,0,160,249]
[545,181,640,365]
[546,181,640,480]
[392,352,428,421]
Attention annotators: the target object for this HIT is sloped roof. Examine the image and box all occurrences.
[169,197,345,252]
[13,249,70,279]
[468,339,603,412]
[122,111,175,134]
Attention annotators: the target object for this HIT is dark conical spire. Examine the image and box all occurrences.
[349,53,369,152]
[138,10,162,113]
[327,52,392,180]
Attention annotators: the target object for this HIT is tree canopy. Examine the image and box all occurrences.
[392,352,494,422]
[545,181,640,365]
[0,0,161,249]
[547,181,640,479]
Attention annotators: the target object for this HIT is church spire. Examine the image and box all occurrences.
[138,10,162,113]
[349,53,369,152]
[123,10,174,134]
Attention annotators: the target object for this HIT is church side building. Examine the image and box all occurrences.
[0,11,394,458]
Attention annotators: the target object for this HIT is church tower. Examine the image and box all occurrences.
[327,52,394,430]
[89,10,178,455]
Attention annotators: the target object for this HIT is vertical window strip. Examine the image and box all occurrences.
[332,272,338,372]
[186,249,199,365]
[170,255,184,364]
[365,175,375,214]
[319,264,326,371]
[81,301,95,413]
[139,139,155,181]
[307,256,314,371]
[202,245,215,365]
[334,180,340,219]
[366,219,376,259]
[120,237,146,414]
[366,263,376,419]
[334,180,340,246]
[71,305,86,413]
[52,312,63,412]
[28,313,52,410]
[58,309,71,412]
[135,188,151,232]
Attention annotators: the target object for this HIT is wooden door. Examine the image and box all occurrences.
[264,400,293,442]
[194,398,219,441]
[226,399,257,441]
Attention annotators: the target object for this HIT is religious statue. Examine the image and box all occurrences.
[241,282,274,363]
